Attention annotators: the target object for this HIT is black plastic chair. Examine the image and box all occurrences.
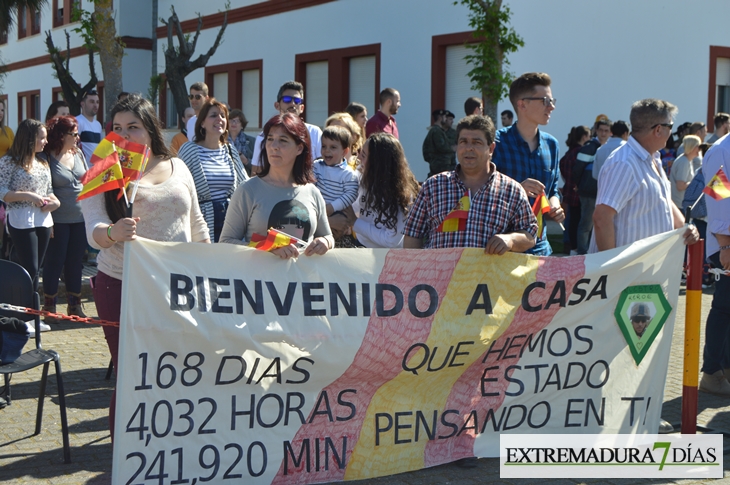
[0,260,71,463]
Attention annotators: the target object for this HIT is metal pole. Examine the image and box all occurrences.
[681,238,704,434]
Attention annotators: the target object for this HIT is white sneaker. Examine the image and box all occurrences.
[24,320,51,336]
[700,371,730,396]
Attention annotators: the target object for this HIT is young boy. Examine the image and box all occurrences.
[313,125,359,217]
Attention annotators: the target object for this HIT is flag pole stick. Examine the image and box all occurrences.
[688,192,704,212]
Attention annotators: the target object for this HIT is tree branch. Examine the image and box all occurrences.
[189,13,203,56]
[188,11,227,71]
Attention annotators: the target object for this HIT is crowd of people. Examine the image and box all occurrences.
[0,73,729,438]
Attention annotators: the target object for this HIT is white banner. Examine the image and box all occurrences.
[112,229,685,484]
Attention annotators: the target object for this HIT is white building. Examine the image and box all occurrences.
[2,0,729,180]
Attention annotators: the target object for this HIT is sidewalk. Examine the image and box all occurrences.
[0,265,728,484]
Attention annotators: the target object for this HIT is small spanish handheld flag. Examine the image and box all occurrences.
[532,194,551,238]
[76,151,125,201]
[248,228,306,251]
[90,132,148,181]
[702,168,730,200]
[436,190,471,233]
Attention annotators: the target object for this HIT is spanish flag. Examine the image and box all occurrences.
[248,228,305,251]
[702,168,730,200]
[532,194,551,238]
[77,152,125,201]
[89,132,148,181]
[436,190,470,233]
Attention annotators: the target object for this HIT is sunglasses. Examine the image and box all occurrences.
[188,94,205,100]
[522,96,557,107]
[651,122,674,130]
[280,95,303,105]
[67,132,79,137]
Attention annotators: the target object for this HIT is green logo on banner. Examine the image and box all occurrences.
[614,284,672,365]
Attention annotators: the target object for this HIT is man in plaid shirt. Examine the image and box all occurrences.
[403,115,537,253]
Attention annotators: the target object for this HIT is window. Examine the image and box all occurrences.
[204,60,263,130]
[0,95,8,129]
[52,87,65,103]
[295,44,380,127]
[0,27,7,45]
[17,90,41,123]
[17,5,41,39]
[432,32,482,120]
[53,0,80,28]
[707,46,730,127]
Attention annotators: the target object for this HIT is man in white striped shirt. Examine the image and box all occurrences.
[590,99,699,253]
[590,99,700,434]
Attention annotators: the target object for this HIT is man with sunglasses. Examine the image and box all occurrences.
[591,99,699,434]
[251,81,322,174]
[186,82,210,142]
[492,72,564,255]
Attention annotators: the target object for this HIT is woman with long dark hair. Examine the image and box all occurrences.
[178,99,248,242]
[0,119,59,293]
[350,133,419,247]
[559,125,590,254]
[80,94,209,437]
[41,116,87,321]
[220,113,333,259]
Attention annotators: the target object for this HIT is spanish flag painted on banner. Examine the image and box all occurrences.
[436,190,470,233]
[77,151,125,201]
[532,193,551,237]
[702,168,730,200]
[248,229,305,251]
[89,132,148,181]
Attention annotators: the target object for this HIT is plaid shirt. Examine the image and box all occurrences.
[492,125,560,255]
[403,165,537,249]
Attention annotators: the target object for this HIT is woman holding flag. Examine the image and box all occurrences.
[80,94,209,437]
[220,113,333,258]
[0,119,59,294]
[41,115,88,321]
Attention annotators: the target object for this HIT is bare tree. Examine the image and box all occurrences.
[161,5,228,127]
[45,29,97,116]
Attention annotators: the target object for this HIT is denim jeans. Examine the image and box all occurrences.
[211,199,229,243]
[701,251,730,374]
[577,196,596,255]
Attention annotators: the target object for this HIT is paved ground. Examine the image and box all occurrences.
[0,263,729,485]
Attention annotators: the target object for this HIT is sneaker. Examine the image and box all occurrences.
[25,320,36,337]
[39,322,51,332]
[658,419,674,434]
[699,371,730,396]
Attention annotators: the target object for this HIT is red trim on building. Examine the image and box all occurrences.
[708,46,730,128]
[294,44,380,123]
[156,0,336,38]
[431,31,476,116]
[121,36,153,50]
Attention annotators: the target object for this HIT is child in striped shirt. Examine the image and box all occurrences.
[313,125,359,216]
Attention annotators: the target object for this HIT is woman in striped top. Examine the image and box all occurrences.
[178,99,248,242]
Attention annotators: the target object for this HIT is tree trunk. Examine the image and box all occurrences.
[162,6,228,127]
[45,29,97,116]
[92,0,123,122]
[482,0,502,123]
